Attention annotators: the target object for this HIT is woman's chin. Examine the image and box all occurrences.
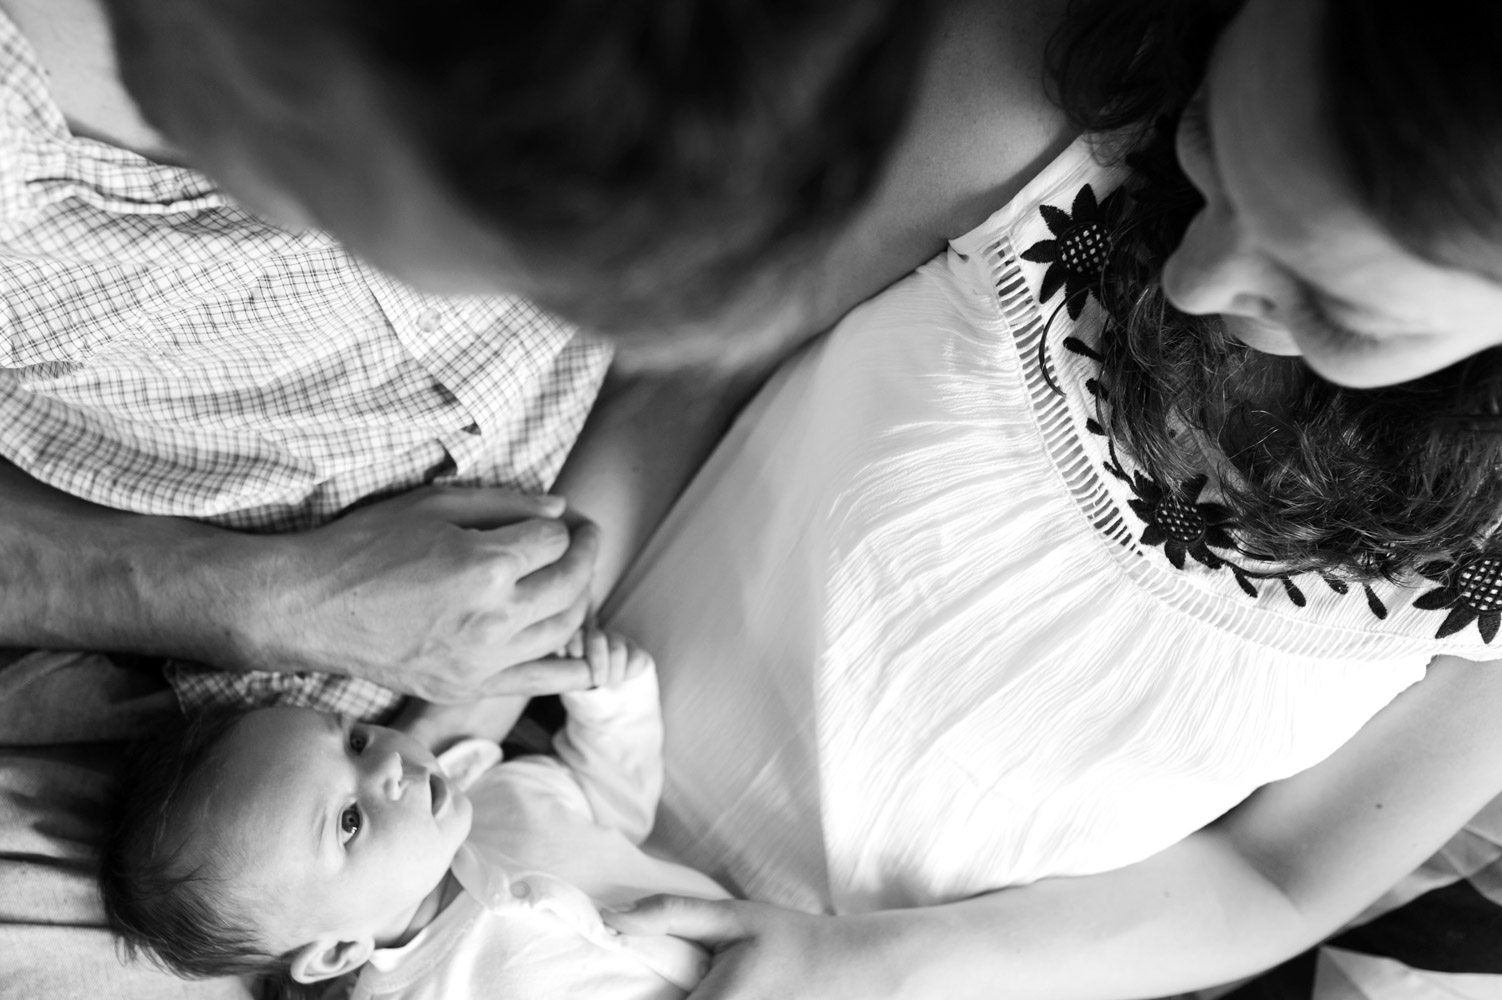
[1224,316,1302,356]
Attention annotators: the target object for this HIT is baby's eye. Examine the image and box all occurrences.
[338,805,362,844]
[349,730,369,754]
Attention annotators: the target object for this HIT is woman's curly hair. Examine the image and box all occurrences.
[1050,0,1502,580]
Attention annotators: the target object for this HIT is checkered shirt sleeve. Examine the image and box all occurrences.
[0,13,611,721]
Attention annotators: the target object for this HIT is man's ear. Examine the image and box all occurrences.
[289,936,375,984]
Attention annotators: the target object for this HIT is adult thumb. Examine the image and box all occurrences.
[476,657,595,697]
[601,895,751,945]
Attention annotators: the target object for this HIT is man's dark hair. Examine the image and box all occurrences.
[99,709,317,1000]
[1049,0,1502,579]
[102,0,938,333]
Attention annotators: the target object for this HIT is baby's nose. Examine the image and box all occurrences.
[381,752,424,799]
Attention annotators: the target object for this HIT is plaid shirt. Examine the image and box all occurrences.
[0,13,611,720]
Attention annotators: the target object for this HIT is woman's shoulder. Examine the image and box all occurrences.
[950,144,1502,662]
[946,134,1128,260]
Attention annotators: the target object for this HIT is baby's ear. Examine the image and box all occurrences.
[437,737,503,791]
[289,936,374,984]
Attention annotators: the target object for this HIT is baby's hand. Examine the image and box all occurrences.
[562,626,654,689]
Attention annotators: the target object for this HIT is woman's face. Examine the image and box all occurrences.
[1163,0,1502,388]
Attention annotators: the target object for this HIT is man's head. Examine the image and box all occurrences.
[100,0,936,352]
[101,707,472,991]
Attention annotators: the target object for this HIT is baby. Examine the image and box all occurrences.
[99,628,729,1000]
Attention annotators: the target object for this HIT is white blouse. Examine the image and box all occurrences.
[606,137,1499,917]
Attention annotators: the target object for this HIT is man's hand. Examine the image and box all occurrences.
[235,486,599,701]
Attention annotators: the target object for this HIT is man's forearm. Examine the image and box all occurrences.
[0,458,263,665]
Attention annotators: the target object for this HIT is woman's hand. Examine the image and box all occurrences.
[603,895,900,1000]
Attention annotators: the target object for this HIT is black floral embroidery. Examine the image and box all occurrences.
[1412,555,1502,643]
[1021,180,1417,628]
[1125,473,1234,571]
[1112,460,1310,604]
[1020,183,1128,320]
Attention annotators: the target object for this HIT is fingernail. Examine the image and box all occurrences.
[602,901,636,914]
[540,495,566,515]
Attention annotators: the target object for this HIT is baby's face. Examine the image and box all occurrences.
[194,707,473,951]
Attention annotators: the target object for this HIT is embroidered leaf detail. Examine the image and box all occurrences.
[1085,417,1104,436]
[1363,584,1388,620]
[1072,183,1100,220]
[1436,605,1475,639]
[1064,337,1103,361]
[1038,265,1066,303]
[1280,577,1307,607]
[1232,567,1258,598]
[1040,204,1072,237]
[1020,241,1058,264]
[1322,576,1349,595]
[1065,289,1089,321]
[1412,588,1457,611]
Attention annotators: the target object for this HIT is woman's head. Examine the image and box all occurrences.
[1051,0,1502,577]
[100,0,936,346]
[1163,0,1502,388]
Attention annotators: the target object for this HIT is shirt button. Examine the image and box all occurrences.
[510,880,531,900]
[416,309,441,332]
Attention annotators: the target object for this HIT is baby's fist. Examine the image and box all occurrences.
[567,626,654,689]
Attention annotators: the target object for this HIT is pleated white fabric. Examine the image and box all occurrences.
[607,138,1489,917]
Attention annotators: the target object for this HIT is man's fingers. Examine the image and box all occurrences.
[505,588,592,664]
[601,896,752,945]
[476,656,595,697]
[404,485,567,527]
[512,521,600,617]
[482,518,577,583]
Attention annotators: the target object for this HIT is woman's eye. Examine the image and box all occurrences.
[339,805,362,844]
[349,730,368,754]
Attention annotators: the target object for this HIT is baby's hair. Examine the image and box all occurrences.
[98,708,318,1000]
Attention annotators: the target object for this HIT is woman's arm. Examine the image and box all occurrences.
[606,654,1502,1000]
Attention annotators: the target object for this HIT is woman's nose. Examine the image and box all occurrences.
[1162,206,1285,320]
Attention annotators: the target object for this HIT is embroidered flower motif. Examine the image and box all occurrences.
[1125,473,1236,571]
[1023,178,1395,623]
[1412,555,1502,643]
[1020,183,1128,320]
